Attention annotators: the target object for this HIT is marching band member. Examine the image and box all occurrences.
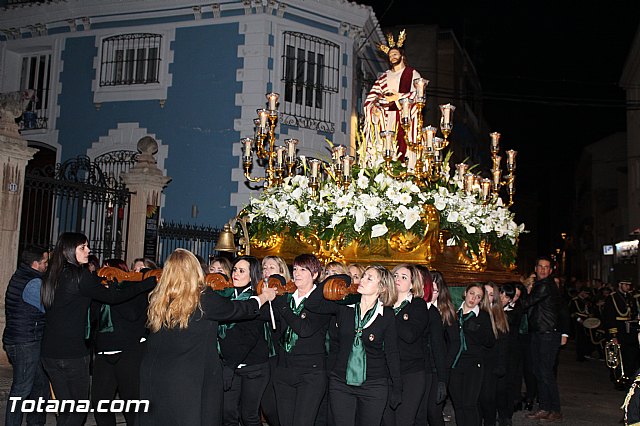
[603,279,639,388]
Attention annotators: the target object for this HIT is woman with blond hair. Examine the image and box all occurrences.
[139,249,275,426]
[479,282,509,426]
[448,283,495,426]
[306,264,402,426]
[382,264,429,426]
[261,255,291,282]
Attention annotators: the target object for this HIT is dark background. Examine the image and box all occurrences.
[359,0,640,269]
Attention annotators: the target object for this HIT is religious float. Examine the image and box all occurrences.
[219,32,525,285]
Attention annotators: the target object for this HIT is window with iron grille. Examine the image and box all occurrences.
[100,33,162,87]
[19,53,51,131]
[281,31,339,133]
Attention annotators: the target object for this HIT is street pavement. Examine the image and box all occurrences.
[0,340,627,425]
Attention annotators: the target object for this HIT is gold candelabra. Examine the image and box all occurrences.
[380,78,455,186]
[242,92,354,195]
[242,93,300,188]
[448,132,517,206]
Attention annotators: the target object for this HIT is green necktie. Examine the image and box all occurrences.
[218,289,252,340]
[281,294,307,353]
[452,309,474,368]
[345,302,378,386]
[394,299,410,315]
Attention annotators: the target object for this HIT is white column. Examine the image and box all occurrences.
[121,137,171,266]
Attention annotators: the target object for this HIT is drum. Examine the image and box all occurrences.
[582,317,601,329]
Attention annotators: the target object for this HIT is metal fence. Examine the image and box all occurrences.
[20,156,131,261]
[157,222,222,265]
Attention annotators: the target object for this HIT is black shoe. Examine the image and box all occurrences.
[514,401,522,412]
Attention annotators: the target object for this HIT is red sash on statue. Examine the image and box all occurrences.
[394,66,414,156]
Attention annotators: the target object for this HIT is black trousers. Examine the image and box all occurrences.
[273,366,326,426]
[260,357,280,426]
[42,355,90,426]
[478,360,497,426]
[497,341,519,421]
[517,334,537,402]
[382,370,425,426]
[415,370,445,426]
[91,345,145,426]
[530,332,561,413]
[223,361,270,426]
[449,359,483,426]
[329,374,388,426]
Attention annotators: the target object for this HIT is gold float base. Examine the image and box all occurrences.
[249,231,520,286]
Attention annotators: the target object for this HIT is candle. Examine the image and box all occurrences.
[473,175,481,194]
[433,137,443,151]
[490,132,501,151]
[285,138,298,160]
[381,131,395,155]
[276,146,285,167]
[456,163,468,181]
[464,173,474,194]
[343,155,354,177]
[333,145,346,163]
[257,109,269,129]
[241,138,253,159]
[310,159,321,178]
[423,126,437,150]
[506,149,517,170]
[433,149,442,163]
[481,179,491,200]
[399,98,412,120]
[413,78,429,100]
[266,92,279,111]
[439,103,456,125]
[492,169,502,186]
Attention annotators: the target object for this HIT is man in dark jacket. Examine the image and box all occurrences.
[524,256,564,423]
[3,246,50,426]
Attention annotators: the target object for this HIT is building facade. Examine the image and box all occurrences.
[0,0,384,231]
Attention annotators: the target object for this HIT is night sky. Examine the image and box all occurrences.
[359,0,640,262]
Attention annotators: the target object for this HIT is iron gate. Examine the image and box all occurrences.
[157,222,221,265]
[19,156,131,261]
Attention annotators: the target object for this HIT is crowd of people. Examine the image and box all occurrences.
[7,231,610,425]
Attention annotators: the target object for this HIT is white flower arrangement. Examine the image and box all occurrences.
[243,162,525,266]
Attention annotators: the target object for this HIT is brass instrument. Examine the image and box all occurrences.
[605,340,629,385]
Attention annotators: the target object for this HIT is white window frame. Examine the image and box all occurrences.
[277,29,341,133]
[92,28,174,103]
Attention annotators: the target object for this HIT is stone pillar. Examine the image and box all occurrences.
[0,91,39,365]
[121,136,171,266]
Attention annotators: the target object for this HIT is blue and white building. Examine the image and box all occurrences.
[0,0,385,226]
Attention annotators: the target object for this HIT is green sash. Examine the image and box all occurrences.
[281,294,306,353]
[345,302,378,386]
